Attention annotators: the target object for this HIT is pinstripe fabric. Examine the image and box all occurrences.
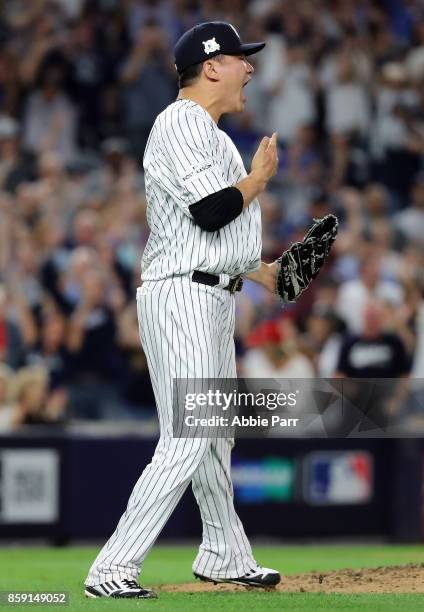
[85,278,257,586]
[141,99,262,281]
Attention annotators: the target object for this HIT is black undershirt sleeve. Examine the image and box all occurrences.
[188,187,244,232]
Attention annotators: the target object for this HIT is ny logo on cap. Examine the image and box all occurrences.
[202,37,220,54]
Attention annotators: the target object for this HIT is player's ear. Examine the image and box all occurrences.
[203,57,221,82]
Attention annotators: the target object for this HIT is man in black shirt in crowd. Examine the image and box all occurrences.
[337,299,412,423]
[337,300,411,378]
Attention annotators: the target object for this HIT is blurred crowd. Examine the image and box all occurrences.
[0,0,423,429]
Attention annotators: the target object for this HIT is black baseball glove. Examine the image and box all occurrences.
[275,214,338,304]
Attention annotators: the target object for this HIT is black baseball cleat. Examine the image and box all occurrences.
[194,565,281,588]
[84,578,157,599]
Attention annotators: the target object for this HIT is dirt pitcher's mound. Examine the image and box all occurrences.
[162,564,424,594]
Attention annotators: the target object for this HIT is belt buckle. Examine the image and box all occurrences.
[227,276,243,294]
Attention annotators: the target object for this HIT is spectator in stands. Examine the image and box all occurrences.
[23,64,77,162]
[363,183,390,221]
[0,46,20,119]
[337,299,411,379]
[0,364,15,431]
[302,307,345,377]
[243,318,315,378]
[38,216,71,314]
[325,54,370,139]
[373,62,422,204]
[0,283,34,369]
[0,116,34,193]
[81,137,140,204]
[67,17,107,149]
[267,43,315,144]
[336,299,412,420]
[12,365,67,426]
[394,174,424,246]
[126,0,180,45]
[66,266,127,419]
[283,125,322,187]
[70,208,100,250]
[336,252,404,333]
[405,19,424,82]
[121,20,177,157]
[27,310,71,394]
[11,236,45,320]
[116,296,156,413]
[60,246,96,312]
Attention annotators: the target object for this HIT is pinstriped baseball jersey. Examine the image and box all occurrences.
[141,99,262,280]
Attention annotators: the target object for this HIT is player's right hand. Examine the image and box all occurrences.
[250,132,278,185]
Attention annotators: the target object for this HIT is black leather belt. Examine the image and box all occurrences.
[192,271,243,294]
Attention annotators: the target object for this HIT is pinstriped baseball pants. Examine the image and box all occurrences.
[85,276,257,586]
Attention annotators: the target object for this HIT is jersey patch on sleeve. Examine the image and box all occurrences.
[182,161,214,182]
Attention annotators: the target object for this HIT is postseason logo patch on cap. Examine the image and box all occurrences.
[202,37,220,55]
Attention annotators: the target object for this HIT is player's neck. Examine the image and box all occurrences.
[177,89,222,124]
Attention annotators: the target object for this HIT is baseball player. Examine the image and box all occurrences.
[84,21,337,599]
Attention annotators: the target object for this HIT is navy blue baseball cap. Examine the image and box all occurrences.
[174,21,265,74]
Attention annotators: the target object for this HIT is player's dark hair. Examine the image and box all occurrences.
[178,55,223,88]
[178,63,203,88]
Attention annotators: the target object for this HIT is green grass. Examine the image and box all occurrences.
[0,545,423,611]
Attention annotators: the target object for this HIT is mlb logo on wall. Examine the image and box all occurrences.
[303,451,373,505]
